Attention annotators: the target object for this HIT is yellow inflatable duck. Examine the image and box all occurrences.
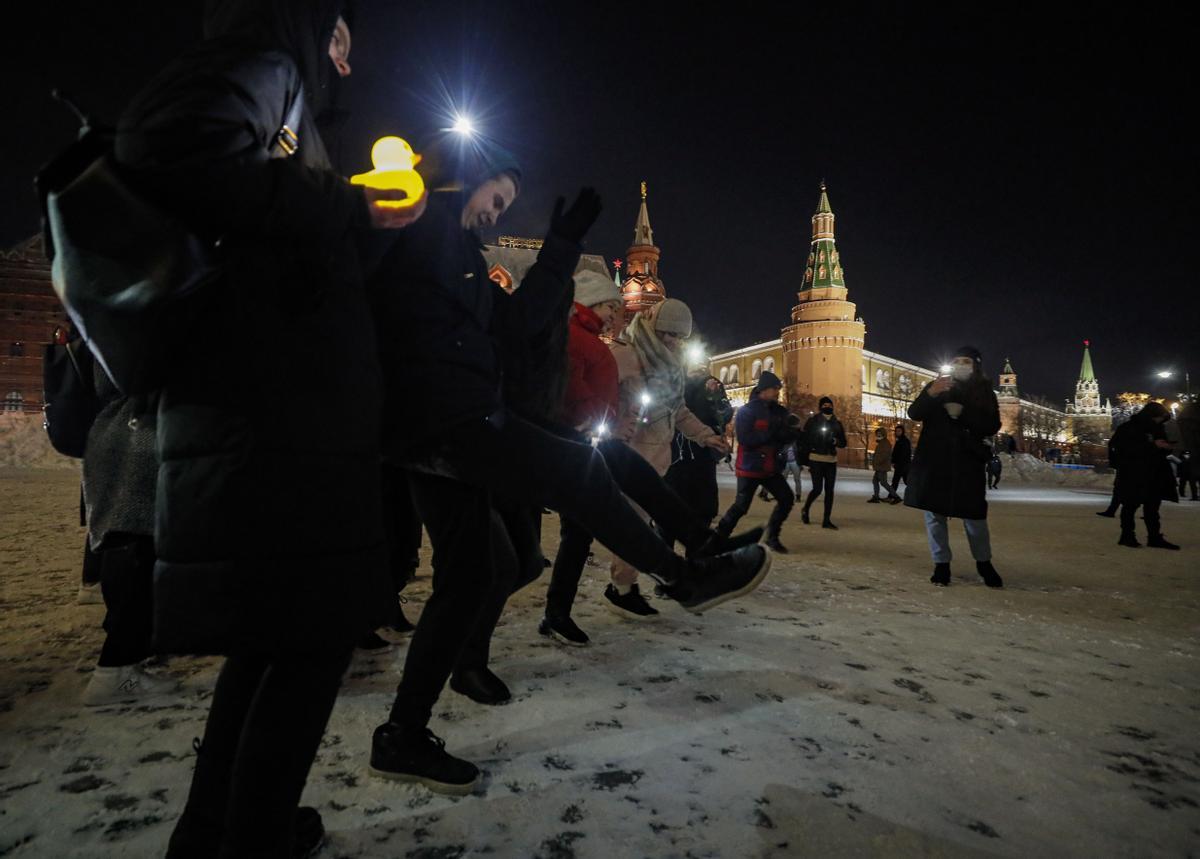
[349,136,425,209]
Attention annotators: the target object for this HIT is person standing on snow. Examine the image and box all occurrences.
[889,422,911,503]
[904,346,1004,588]
[712,371,799,552]
[1109,401,1181,549]
[799,396,847,528]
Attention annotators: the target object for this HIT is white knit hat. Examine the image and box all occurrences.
[573,270,621,308]
[652,298,693,338]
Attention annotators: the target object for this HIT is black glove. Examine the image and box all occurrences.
[550,187,602,244]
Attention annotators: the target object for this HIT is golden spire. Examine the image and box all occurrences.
[641,180,647,200]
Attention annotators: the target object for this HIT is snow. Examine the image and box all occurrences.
[1,467,1198,858]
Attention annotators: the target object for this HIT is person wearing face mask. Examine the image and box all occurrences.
[904,347,1004,587]
[605,299,733,618]
[1108,401,1181,549]
[799,396,848,529]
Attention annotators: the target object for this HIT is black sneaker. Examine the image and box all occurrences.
[369,723,480,796]
[1118,532,1141,548]
[976,561,1004,588]
[822,520,838,530]
[294,807,324,858]
[357,631,393,651]
[604,583,659,620]
[450,667,511,705]
[660,544,773,615]
[866,497,881,504]
[539,614,590,647]
[1096,510,1117,518]
[688,526,764,559]
[930,563,951,586]
[887,496,902,505]
[801,509,811,525]
[764,536,788,554]
[1147,534,1181,550]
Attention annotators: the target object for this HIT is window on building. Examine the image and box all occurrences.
[728,365,740,384]
[719,366,728,383]
[751,359,762,380]
[4,392,24,412]
[764,357,775,373]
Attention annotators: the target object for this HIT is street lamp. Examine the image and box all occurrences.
[1156,369,1192,400]
[451,115,475,136]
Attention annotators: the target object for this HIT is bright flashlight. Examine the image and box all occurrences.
[640,392,652,406]
[940,365,952,374]
[687,344,704,365]
[452,115,475,136]
[596,422,608,436]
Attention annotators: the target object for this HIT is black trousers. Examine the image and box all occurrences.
[718,474,794,538]
[1102,485,1121,516]
[381,464,422,626]
[804,462,838,522]
[889,465,908,494]
[1180,477,1198,499]
[97,534,156,668]
[546,436,706,619]
[988,472,1001,488]
[1121,496,1162,537]
[664,455,720,525]
[168,648,352,858]
[82,536,103,585]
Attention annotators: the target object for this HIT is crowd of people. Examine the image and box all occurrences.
[43,3,1187,856]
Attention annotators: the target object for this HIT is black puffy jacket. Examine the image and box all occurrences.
[1111,414,1178,505]
[115,0,391,655]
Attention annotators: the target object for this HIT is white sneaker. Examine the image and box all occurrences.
[77,582,103,605]
[83,664,178,707]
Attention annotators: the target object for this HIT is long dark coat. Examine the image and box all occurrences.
[904,379,1001,520]
[1110,414,1178,505]
[114,0,391,655]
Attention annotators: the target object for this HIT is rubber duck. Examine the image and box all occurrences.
[349,136,425,209]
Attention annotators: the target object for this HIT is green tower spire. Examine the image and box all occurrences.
[802,182,845,291]
[1079,341,1095,382]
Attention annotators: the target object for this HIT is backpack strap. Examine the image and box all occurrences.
[272,85,306,158]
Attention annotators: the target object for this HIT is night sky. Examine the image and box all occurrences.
[5,2,1196,403]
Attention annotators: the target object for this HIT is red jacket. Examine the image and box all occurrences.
[563,303,619,430]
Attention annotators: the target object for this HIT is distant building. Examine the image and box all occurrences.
[483,235,609,293]
[0,236,69,413]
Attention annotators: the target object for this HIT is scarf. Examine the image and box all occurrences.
[626,310,685,417]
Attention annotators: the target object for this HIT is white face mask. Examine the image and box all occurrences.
[950,363,974,382]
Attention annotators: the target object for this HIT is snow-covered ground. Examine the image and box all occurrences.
[1,467,1198,858]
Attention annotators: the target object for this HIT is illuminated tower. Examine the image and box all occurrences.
[1066,340,1112,446]
[620,181,665,326]
[781,183,867,463]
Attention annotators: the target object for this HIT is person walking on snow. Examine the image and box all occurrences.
[713,371,799,552]
[867,426,899,503]
[889,423,912,503]
[904,346,1004,588]
[800,396,847,528]
[1109,401,1181,549]
[986,451,1003,489]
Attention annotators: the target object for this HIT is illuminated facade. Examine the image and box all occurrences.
[0,236,70,413]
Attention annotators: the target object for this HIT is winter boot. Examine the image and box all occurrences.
[764,532,788,553]
[801,507,811,525]
[1147,534,1181,550]
[657,545,773,615]
[604,583,659,620]
[538,614,590,647]
[822,520,838,530]
[450,667,511,705]
[930,563,951,586]
[1117,532,1141,548]
[866,496,881,504]
[369,722,480,795]
[976,561,1004,588]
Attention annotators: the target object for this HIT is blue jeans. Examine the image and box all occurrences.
[923,511,991,563]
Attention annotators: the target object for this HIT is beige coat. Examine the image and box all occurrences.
[610,340,718,474]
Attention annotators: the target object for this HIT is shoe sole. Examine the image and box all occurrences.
[368,766,479,796]
[604,600,660,621]
[686,547,774,615]
[540,627,589,647]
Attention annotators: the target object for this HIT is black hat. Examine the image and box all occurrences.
[753,371,783,394]
[819,396,834,407]
[953,345,983,367]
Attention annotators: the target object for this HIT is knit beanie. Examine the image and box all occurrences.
[819,395,834,408]
[652,298,693,338]
[573,270,621,309]
[953,345,984,371]
[753,370,783,394]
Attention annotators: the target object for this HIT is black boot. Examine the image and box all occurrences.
[1117,531,1141,548]
[1095,509,1116,518]
[976,561,1004,588]
[1147,534,1181,550]
[801,508,811,525]
[369,722,480,795]
[657,545,772,615]
[822,520,838,530]
[538,613,590,647]
[450,666,511,705]
[930,563,951,586]
[764,533,788,553]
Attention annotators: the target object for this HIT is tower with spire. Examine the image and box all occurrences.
[1066,340,1112,444]
[619,181,666,326]
[781,183,867,462]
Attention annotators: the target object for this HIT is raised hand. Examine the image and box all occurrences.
[550,187,602,244]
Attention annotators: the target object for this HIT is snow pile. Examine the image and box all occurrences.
[1002,453,1112,489]
[0,412,80,470]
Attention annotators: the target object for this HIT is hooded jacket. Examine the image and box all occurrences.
[114,0,390,655]
[733,389,796,478]
[904,376,1001,519]
[562,303,619,430]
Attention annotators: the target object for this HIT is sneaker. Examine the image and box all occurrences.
[822,520,839,530]
[77,581,103,605]
[887,496,902,505]
[604,583,659,620]
[764,536,788,554]
[357,631,394,651]
[83,664,177,707]
[1117,532,1141,548]
[369,723,480,796]
[688,526,764,560]
[866,497,881,504]
[930,563,951,586]
[976,561,1004,588]
[661,544,773,615]
[450,667,511,705]
[1096,510,1117,518]
[1147,535,1181,550]
[539,614,590,647]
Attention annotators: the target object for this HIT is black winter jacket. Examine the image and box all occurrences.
[115,0,391,655]
[1110,415,1178,505]
[904,379,1001,519]
[370,192,581,458]
[673,375,733,465]
[892,435,912,470]
[801,413,848,460]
